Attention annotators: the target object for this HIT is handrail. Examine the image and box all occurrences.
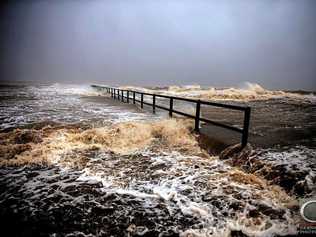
[92,85,251,148]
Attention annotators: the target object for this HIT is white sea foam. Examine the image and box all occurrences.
[120,82,315,102]
[0,84,160,130]
[68,150,297,237]
[1,83,311,236]
[256,146,316,193]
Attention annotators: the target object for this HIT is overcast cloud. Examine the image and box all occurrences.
[1,0,316,90]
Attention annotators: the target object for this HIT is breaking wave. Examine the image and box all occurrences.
[1,83,314,236]
[0,118,299,236]
[0,119,203,167]
[28,83,105,97]
[121,82,315,102]
[0,83,156,131]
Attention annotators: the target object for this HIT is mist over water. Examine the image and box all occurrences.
[1,0,316,236]
[1,0,316,90]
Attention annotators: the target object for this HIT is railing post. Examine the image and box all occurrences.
[241,107,251,148]
[169,98,173,117]
[195,100,201,132]
[141,93,144,108]
[95,86,252,149]
[152,94,156,114]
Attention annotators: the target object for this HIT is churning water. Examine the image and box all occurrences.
[0,83,315,237]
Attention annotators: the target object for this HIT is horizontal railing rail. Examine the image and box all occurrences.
[92,85,251,148]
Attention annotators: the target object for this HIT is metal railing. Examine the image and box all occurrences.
[92,85,251,148]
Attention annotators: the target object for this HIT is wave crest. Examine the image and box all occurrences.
[119,82,314,102]
[70,119,201,155]
[0,119,204,167]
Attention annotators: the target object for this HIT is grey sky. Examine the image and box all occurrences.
[1,0,316,90]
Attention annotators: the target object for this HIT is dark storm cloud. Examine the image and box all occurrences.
[1,0,316,89]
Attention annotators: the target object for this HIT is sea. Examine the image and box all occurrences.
[0,82,315,237]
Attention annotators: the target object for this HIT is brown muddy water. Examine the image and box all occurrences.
[0,83,315,237]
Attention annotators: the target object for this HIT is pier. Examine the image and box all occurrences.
[92,85,251,148]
